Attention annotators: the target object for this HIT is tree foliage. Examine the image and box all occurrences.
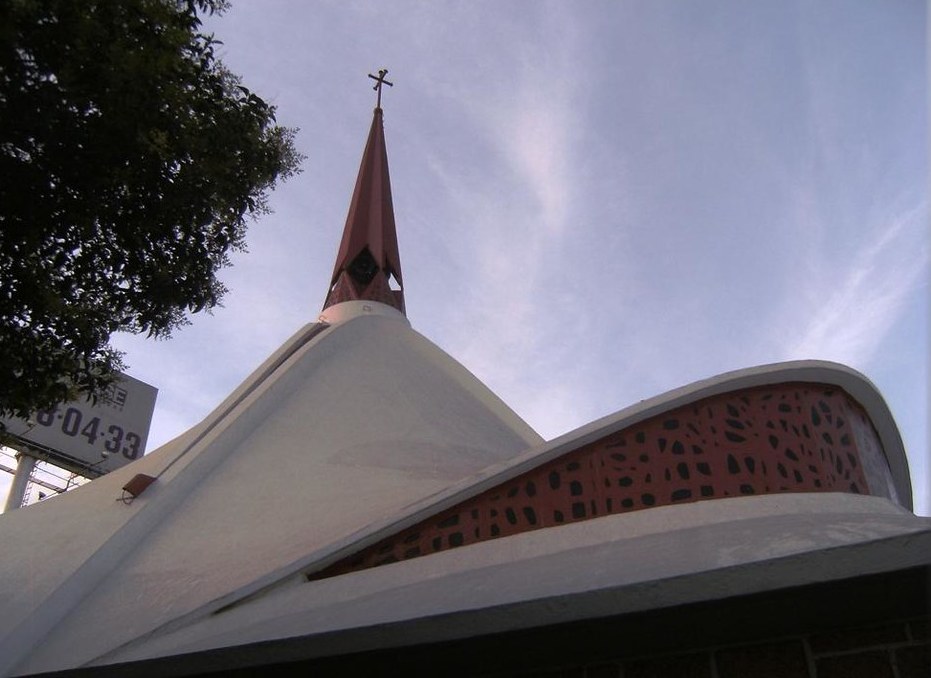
[0,0,302,419]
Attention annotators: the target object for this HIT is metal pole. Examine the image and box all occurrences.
[3,452,36,512]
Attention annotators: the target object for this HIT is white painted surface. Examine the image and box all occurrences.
[0,336,916,676]
[262,360,912,595]
[317,299,407,325]
[0,310,541,677]
[100,493,931,666]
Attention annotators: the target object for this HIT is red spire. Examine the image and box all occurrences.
[323,104,405,314]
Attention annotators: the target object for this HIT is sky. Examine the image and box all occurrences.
[2,1,928,514]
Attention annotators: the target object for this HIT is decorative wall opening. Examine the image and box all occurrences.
[309,383,895,581]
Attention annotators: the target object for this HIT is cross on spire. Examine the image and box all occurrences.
[322,78,404,315]
[368,68,393,109]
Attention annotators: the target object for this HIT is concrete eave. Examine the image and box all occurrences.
[243,360,913,597]
[90,493,931,672]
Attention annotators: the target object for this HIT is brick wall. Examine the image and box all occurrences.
[512,617,930,678]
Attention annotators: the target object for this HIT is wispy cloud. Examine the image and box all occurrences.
[783,199,928,365]
[416,7,593,436]
[494,88,573,237]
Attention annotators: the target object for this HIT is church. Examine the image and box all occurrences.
[0,78,928,678]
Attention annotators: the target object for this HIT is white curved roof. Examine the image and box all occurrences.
[97,493,931,669]
[0,339,918,676]
[268,360,914,589]
[0,303,541,676]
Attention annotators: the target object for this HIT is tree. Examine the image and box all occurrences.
[0,0,302,420]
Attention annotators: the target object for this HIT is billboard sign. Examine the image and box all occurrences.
[0,373,158,477]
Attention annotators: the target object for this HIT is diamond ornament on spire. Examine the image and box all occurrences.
[323,70,404,314]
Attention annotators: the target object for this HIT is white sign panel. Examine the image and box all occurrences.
[0,373,158,477]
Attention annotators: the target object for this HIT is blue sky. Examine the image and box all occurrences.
[2,1,927,513]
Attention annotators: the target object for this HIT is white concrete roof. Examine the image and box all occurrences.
[75,359,924,671]
[97,492,931,668]
[272,360,913,589]
[0,303,541,677]
[0,316,917,677]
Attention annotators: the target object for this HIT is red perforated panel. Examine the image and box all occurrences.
[310,384,890,580]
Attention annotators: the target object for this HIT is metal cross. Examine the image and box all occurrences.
[368,69,393,109]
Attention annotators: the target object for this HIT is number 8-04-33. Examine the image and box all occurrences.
[35,407,142,460]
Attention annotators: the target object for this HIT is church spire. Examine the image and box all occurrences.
[323,70,404,315]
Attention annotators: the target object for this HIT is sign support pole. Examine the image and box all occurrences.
[4,452,36,512]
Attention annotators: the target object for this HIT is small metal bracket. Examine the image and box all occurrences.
[120,473,157,504]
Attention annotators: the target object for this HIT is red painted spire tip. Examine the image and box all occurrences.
[322,72,404,315]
